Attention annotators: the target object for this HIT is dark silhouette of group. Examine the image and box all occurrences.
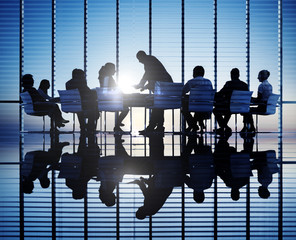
[21,50,273,135]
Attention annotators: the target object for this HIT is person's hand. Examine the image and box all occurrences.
[140,85,149,92]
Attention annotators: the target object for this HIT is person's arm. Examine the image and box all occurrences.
[252,85,263,103]
[38,89,51,101]
[182,81,190,96]
[134,76,147,90]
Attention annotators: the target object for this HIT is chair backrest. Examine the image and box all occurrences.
[96,87,123,112]
[20,91,48,116]
[230,153,252,178]
[188,89,215,113]
[265,94,280,115]
[20,92,35,115]
[58,89,82,113]
[58,153,82,179]
[230,90,253,113]
[153,81,184,109]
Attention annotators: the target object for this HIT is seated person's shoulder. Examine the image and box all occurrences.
[65,79,74,90]
[242,82,249,90]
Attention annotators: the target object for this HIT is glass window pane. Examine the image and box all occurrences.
[0,0,19,101]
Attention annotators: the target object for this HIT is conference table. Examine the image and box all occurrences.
[122,93,154,108]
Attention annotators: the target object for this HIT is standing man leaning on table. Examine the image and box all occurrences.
[134,50,173,135]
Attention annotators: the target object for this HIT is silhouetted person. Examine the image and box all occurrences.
[251,150,279,199]
[184,135,215,203]
[97,158,124,207]
[98,62,129,132]
[61,134,100,200]
[97,135,126,207]
[182,66,213,133]
[214,136,251,201]
[132,176,173,219]
[134,50,173,134]
[213,68,248,136]
[242,70,273,133]
[21,140,68,194]
[38,79,60,102]
[21,74,68,128]
[132,135,184,219]
[66,69,100,133]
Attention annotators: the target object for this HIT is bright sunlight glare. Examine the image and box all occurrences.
[117,71,140,94]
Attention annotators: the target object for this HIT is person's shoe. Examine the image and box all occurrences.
[185,126,193,133]
[58,142,70,148]
[139,125,155,135]
[224,127,232,138]
[240,126,248,133]
[225,126,232,134]
[56,122,65,128]
[113,126,123,132]
[192,125,199,132]
[62,119,69,124]
[248,125,256,133]
[139,129,153,135]
[214,128,224,135]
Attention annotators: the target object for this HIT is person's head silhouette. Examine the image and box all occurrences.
[72,190,85,200]
[99,190,116,207]
[72,68,86,81]
[39,79,50,91]
[136,50,147,63]
[231,188,240,201]
[21,74,34,89]
[136,206,147,220]
[39,176,50,189]
[258,186,270,199]
[193,66,205,78]
[230,68,240,81]
[22,179,34,194]
[258,70,270,82]
[104,62,116,76]
[193,190,205,203]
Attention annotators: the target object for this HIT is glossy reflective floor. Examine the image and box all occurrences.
[1,129,296,239]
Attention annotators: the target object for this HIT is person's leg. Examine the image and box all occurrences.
[182,97,195,131]
[223,113,231,128]
[114,107,129,131]
[147,109,158,129]
[154,108,165,131]
[242,113,255,132]
[77,112,86,132]
[183,111,195,131]
[193,113,203,131]
[139,108,159,134]
[213,111,225,129]
[35,102,66,128]
[86,110,100,133]
[118,107,129,125]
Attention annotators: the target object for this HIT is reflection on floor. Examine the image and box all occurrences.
[1,131,296,239]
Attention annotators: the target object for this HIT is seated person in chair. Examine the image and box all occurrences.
[182,66,213,133]
[213,68,249,135]
[98,62,129,132]
[66,69,100,133]
[21,74,68,128]
[38,79,60,102]
[241,70,272,133]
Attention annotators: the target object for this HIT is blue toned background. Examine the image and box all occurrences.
[0,1,296,239]
[0,0,295,133]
